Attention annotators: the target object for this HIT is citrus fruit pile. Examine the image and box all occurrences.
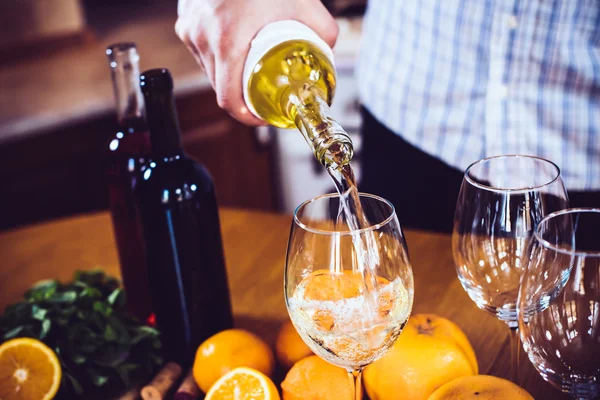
[0,314,535,400]
[192,313,534,400]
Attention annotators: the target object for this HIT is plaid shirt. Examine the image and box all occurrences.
[357,0,600,190]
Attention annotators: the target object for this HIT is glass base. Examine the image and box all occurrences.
[457,275,518,327]
[535,361,600,399]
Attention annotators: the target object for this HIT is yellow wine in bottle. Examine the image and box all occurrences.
[243,21,353,169]
[246,40,336,128]
[243,22,379,292]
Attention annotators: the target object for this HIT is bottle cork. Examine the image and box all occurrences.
[117,383,143,400]
[141,362,183,400]
[173,369,201,400]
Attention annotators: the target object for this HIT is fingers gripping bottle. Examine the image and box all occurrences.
[243,20,354,169]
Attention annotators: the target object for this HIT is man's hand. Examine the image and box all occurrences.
[176,0,339,125]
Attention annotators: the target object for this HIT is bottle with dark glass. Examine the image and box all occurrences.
[137,68,233,366]
[105,42,153,321]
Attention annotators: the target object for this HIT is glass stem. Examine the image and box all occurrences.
[508,326,521,384]
[347,368,363,400]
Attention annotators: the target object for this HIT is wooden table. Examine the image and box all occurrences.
[0,209,566,399]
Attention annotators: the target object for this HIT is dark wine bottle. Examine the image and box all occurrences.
[105,42,153,322]
[137,68,233,366]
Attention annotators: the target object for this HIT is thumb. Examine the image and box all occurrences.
[297,2,339,48]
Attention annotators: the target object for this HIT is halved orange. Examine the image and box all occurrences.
[204,367,280,400]
[0,338,62,400]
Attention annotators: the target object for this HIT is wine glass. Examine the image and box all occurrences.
[518,208,600,399]
[452,155,569,381]
[285,193,414,399]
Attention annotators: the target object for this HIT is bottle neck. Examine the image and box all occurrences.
[107,43,145,128]
[143,88,183,156]
[289,86,353,169]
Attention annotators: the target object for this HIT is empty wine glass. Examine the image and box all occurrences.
[452,155,569,381]
[285,193,414,399]
[519,208,600,399]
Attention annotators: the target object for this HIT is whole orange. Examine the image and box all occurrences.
[281,355,352,400]
[192,329,275,393]
[363,314,478,400]
[275,320,313,369]
[427,375,534,400]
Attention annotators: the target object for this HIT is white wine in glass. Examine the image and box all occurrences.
[285,193,414,399]
[288,269,412,369]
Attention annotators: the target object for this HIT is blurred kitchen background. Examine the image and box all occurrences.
[0,0,366,231]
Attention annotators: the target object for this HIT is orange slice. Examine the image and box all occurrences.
[0,338,62,400]
[204,367,280,400]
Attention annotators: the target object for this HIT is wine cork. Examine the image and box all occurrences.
[141,362,183,400]
[118,384,143,400]
[173,369,201,400]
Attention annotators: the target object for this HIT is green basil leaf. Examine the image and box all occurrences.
[31,305,48,321]
[93,301,112,317]
[107,316,129,344]
[2,326,24,340]
[64,372,84,395]
[71,353,87,365]
[91,374,109,387]
[81,287,102,300]
[40,319,51,339]
[104,324,117,342]
[77,270,106,288]
[130,326,159,344]
[105,275,120,290]
[25,280,58,301]
[57,305,77,318]
[73,280,88,289]
[30,279,58,290]
[46,291,77,304]
[107,289,125,308]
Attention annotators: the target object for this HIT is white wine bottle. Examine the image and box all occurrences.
[243,20,353,169]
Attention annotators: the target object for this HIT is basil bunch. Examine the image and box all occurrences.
[0,270,162,398]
